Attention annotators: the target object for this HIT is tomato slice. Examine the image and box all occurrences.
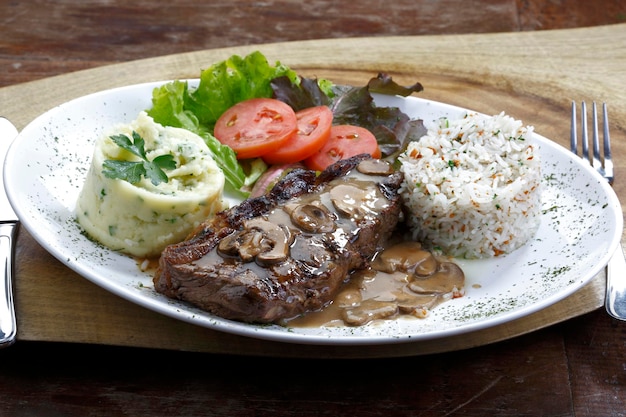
[261,106,333,165]
[213,98,297,160]
[304,125,381,171]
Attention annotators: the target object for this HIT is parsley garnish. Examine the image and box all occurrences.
[102,131,177,186]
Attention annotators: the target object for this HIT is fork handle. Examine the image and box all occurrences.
[0,222,18,347]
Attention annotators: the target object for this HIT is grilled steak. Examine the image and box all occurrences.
[153,154,404,323]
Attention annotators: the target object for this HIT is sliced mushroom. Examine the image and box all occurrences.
[371,241,438,276]
[410,254,439,277]
[342,299,398,326]
[329,183,368,219]
[333,287,362,307]
[218,228,266,262]
[408,262,465,294]
[245,218,293,265]
[395,292,440,315]
[289,202,336,233]
[217,231,239,256]
[217,218,293,265]
[357,158,394,176]
[239,229,265,262]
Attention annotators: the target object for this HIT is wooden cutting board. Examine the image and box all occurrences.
[1,24,625,358]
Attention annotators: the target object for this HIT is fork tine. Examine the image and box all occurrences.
[581,101,589,162]
[592,102,603,172]
[571,101,591,163]
[570,101,577,154]
[602,102,614,184]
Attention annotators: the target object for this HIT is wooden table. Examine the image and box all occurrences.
[1,1,626,415]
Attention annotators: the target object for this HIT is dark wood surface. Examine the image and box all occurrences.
[2,312,623,416]
[2,1,626,416]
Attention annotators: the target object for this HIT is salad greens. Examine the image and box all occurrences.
[102,131,177,186]
[147,51,302,196]
[146,50,426,196]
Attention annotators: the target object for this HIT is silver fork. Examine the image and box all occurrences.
[571,101,626,320]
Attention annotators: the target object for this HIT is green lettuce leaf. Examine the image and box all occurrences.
[148,80,204,134]
[185,51,299,130]
[146,51,298,196]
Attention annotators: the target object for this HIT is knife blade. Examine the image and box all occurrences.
[0,117,19,347]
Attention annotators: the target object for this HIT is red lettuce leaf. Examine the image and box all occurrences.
[270,72,427,161]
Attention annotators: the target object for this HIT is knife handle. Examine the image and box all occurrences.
[606,243,626,320]
[0,222,18,347]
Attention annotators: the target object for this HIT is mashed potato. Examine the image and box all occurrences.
[76,112,226,258]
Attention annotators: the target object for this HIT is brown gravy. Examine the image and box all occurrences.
[285,240,465,327]
[141,236,464,328]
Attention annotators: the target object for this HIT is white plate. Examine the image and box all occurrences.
[4,80,623,346]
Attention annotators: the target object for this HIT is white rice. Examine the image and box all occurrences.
[398,111,541,259]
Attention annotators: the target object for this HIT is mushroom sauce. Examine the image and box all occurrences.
[285,240,464,327]
[152,158,465,327]
[217,158,465,327]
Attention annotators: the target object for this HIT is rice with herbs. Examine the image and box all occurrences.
[398,111,541,259]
